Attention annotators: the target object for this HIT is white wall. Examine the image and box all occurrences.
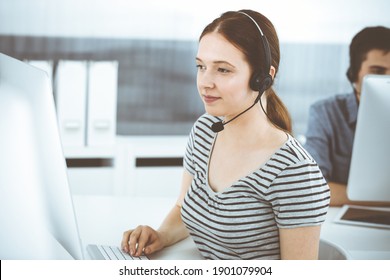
[0,0,389,43]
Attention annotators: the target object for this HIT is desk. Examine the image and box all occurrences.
[73,195,202,259]
[321,208,390,259]
[73,195,390,260]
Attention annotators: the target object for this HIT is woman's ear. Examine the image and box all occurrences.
[269,66,276,80]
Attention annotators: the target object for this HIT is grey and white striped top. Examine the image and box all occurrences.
[181,114,330,260]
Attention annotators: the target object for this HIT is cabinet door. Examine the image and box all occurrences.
[55,61,88,147]
[87,61,118,147]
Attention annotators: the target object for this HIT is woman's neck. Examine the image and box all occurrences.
[219,103,277,144]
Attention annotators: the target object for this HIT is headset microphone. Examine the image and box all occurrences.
[211,94,262,133]
[211,121,224,133]
[210,11,272,133]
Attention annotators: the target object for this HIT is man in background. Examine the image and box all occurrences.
[304,26,390,206]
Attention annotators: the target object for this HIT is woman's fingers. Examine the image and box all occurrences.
[122,225,161,256]
[121,229,134,253]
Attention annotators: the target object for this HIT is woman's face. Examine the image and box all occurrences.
[196,32,256,119]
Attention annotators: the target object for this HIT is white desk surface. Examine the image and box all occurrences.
[73,195,390,260]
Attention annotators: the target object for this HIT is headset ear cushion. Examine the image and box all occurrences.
[261,74,273,92]
[346,67,354,83]
[250,72,273,92]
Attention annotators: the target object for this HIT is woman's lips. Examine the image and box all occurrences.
[203,95,221,104]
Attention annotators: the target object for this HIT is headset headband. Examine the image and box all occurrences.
[237,11,271,77]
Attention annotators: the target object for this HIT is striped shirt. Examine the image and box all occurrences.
[181,114,330,260]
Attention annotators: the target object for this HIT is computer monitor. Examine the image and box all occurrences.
[347,74,390,202]
[0,53,84,259]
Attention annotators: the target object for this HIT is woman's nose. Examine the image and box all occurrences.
[197,70,215,89]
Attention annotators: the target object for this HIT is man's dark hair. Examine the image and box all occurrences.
[346,26,390,83]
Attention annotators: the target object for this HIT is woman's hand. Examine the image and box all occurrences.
[121,225,166,257]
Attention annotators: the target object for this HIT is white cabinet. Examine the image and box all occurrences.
[115,136,188,197]
[53,60,118,195]
[29,59,187,197]
[54,60,118,154]
[55,61,88,147]
[67,167,114,195]
[87,61,118,147]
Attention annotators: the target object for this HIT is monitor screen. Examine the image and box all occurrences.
[0,53,83,259]
[347,74,390,202]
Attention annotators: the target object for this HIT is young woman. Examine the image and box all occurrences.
[122,9,330,260]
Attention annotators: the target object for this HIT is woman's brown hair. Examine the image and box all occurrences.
[200,9,292,133]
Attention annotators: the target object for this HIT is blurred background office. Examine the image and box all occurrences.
[1,0,389,196]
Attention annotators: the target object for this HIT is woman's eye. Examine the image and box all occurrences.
[218,68,231,73]
[196,64,206,71]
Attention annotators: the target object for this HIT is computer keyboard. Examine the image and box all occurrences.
[87,244,149,260]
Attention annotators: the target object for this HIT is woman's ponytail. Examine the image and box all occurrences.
[266,88,292,134]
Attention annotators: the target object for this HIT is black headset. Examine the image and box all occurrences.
[238,11,273,96]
